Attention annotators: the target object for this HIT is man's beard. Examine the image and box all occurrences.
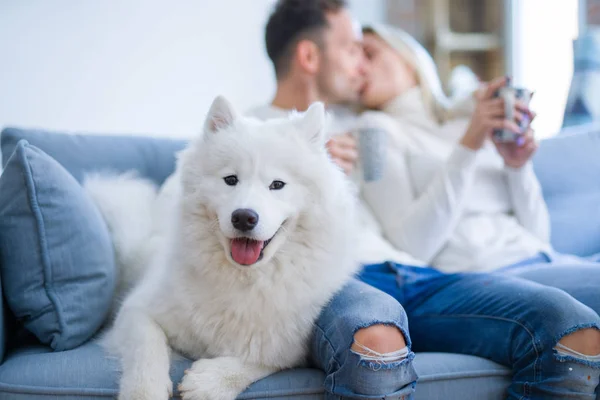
[316,68,360,106]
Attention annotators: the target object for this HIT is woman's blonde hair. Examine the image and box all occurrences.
[363,23,474,123]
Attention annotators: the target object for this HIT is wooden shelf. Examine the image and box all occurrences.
[436,32,501,51]
[386,0,505,89]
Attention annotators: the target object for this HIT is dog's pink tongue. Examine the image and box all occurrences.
[230,238,263,265]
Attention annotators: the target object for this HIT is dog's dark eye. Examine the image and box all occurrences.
[224,175,238,186]
[269,180,286,190]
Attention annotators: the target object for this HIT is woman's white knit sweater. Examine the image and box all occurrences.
[361,88,551,273]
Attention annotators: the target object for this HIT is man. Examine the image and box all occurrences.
[249,0,364,176]
[247,1,420,399]
[251,1,600,397]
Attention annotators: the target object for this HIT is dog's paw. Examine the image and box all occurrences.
[178,358,250,400]
[118,374,173,400]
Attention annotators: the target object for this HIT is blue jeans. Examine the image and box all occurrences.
[310,278,418,399]
[358,254,600,400]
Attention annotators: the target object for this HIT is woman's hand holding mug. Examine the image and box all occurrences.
[461,76,532,152]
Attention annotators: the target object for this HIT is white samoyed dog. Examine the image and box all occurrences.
[87,96,359,400]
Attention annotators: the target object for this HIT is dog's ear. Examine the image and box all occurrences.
[297,101,326,147]
[203,96,238,135]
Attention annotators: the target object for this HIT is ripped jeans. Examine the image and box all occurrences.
[359,257,600,400]
[311,279,417,399]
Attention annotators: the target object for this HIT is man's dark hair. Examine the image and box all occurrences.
[265,0,346,79]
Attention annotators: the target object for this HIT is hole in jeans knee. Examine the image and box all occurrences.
[557,327,600,357]
[351,324,408,364]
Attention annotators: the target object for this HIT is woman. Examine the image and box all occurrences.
[356,23,600,399]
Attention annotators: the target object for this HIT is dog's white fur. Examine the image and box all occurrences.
[87,96,359,400]
[84,172,160,317]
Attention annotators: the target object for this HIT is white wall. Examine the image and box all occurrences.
[0,0,278,138]
[348,0,386,26]
[0,0,385,138]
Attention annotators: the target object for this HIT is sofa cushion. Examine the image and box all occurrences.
[0,341,510,400]
[1,127,187,185]
[0,141,115,351]
[533,130,600,257]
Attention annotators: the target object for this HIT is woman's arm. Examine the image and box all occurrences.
[506,162,551,242]
[493,114,551,243]
[362,143,479,263]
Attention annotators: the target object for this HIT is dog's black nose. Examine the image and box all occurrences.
[231,209,259,232]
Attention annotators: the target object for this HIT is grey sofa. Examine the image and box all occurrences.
[0,124,599,399]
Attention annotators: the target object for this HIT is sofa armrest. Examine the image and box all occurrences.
[533,129,600,257]
[558,121,600,137]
